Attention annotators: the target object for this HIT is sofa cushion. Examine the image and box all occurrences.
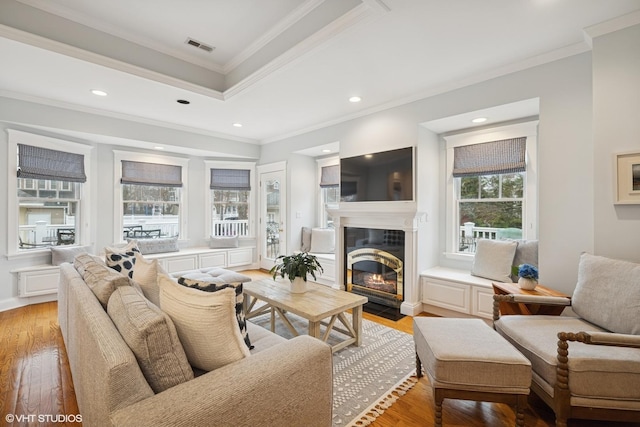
[177,276,252,349]
[132,255,162,307]
[572,253,640,335]
[51,245,93,266]
[75,254,133,309]
[157,273,251,371]
[495,315,640,401]
[105,241,140,279]
[471,239,517,283]
[510,239,538,282]
[209,235,238,249]
[130,237,179,255]
[310,228,334,254]
[107,286,194,393]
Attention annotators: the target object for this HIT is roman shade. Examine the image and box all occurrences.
[17,143,86,183]
[319,165,339,188]
[453,137,526,178]
[210,169,251,191]
[121,161,182,187]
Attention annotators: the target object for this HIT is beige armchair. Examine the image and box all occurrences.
[493,253,640,427]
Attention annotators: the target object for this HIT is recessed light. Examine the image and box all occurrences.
[349,96,362,103]
[471,117,488,123]
[91,89,107,96]
[177,99,190,104]
[364,154,373,159]
[154,146,165,150]
[233,123,243,128]
[322,149,332,153]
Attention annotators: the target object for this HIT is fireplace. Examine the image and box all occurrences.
[345,227,404,309]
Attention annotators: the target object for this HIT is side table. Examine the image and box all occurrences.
[492,282,571,316]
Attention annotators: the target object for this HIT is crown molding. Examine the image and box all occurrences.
[582,9,640,48]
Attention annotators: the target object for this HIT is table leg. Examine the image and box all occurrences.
[352,305,363,346]
[270,306,275,332]
[308,320,321,339]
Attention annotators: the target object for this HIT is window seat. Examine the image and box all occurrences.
[295,252,335,287]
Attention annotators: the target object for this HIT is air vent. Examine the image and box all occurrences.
[185,37,215,53]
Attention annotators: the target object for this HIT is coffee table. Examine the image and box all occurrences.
[243,278,368,352]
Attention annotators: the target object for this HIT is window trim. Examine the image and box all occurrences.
[113,150,189,244]
[316,156,339,228]
[443,121,538,261]
[7,129,93,259]
[204,160,256,239]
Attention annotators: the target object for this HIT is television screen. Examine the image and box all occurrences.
[340,147,414,202]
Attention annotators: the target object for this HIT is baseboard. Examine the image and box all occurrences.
[400,300,423,316]
[0,294,58,313]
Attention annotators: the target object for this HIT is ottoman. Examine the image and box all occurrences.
[413,318,531,427]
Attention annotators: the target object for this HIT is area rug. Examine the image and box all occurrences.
[249,311,418,427]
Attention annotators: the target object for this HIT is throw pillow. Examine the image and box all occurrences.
[105,241,140,279]
[310,228,335,254]
[107,286,194,393]
[300,227,312,252]
[75,254,134,308]
[209,236,239,249]
[572,253,640,335]
[157,273,251,371]
[51,245,93,266]
[510,239,539,282]
[177,276,252,349]
[471,239,518,283]
[132,254,161,307]
[130,237,179,255]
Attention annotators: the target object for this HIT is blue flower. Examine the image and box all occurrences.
[518,264,538,280]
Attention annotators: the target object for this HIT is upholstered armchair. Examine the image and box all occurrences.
[493,253,640,427]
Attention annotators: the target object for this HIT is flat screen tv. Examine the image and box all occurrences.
[340,147,414,202]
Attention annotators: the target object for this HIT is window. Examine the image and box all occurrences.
[7,130,92,255]
[114,151,188,242]
[205,161,255,238]
[445,121,538,257]
[317,158,339,228]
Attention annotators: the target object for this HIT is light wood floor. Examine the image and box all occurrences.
[1,270,636,427]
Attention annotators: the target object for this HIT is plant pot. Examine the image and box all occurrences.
[290,277,309,294]
[518,277,538,290]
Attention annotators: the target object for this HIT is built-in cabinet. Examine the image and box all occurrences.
[13,246,255,297]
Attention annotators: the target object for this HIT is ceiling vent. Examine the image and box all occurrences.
[185,38,215,53]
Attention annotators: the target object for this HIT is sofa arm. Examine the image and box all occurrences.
[492,294,571,321]
[110,335,333,427]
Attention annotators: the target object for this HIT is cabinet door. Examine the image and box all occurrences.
[164,256,198,273]
[472,286,494,319]
[227,248,252,267]
[18,268,60,297]
[199,252,227,268]
[422,277,470,314]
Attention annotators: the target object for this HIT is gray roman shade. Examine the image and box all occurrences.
[210,169,251,190]
[319,165,339,188]
[453,137,526,178]
[121,160,182,187]
[17,143,86,183]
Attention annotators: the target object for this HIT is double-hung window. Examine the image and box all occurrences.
[206,161,255,238]
[114,151,188,242]
[317,158,339,228]
[445,121,538,257]
[8,130,92,255]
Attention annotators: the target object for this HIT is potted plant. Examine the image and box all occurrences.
[515,263,538,290]
[270,252,323,293]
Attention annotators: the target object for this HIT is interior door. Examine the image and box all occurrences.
[259,168,286,271]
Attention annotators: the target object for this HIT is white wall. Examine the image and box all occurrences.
[593,23,640,261]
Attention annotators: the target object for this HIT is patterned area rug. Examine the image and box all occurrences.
[250,311,418,427]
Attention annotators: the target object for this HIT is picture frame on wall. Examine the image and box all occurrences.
[614,151,640,204]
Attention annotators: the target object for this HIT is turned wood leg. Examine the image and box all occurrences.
[415,350,423,378]
[515,395,527,427]
[434,388,443,427]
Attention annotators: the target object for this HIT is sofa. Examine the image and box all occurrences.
[493,253,640,427]
[57,255,333,427]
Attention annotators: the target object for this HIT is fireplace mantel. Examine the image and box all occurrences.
[327,202,426,316]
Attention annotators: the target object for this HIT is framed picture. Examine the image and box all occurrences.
[614,151,640,204]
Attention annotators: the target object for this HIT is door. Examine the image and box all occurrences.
[259,167,286,271]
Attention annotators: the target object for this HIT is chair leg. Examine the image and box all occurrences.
[515,395,527,427]
[434,388,443,427]
[415,350,423,378]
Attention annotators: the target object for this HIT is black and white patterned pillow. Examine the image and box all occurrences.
[105,242,140,279]
[177,277,252,350]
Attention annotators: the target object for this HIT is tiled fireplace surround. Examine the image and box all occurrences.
[328,202,425,316]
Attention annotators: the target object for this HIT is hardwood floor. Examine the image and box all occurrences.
[0,270,636,426]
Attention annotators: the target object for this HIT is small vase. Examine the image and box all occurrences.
[290,277,309,294]
[518,277,537,290]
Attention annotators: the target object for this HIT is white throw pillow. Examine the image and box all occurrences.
[310,228,335,254]
[132,254,161,307]
[51,245,93,266]
[157,273,251,371]
[471,239,518,283]
[209,235,239,249]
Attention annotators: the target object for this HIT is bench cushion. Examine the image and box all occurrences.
[414,318,531,394]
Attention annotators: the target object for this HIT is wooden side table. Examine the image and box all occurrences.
[492,282,571,316]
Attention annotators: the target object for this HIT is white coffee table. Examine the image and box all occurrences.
[243,278,368,352]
